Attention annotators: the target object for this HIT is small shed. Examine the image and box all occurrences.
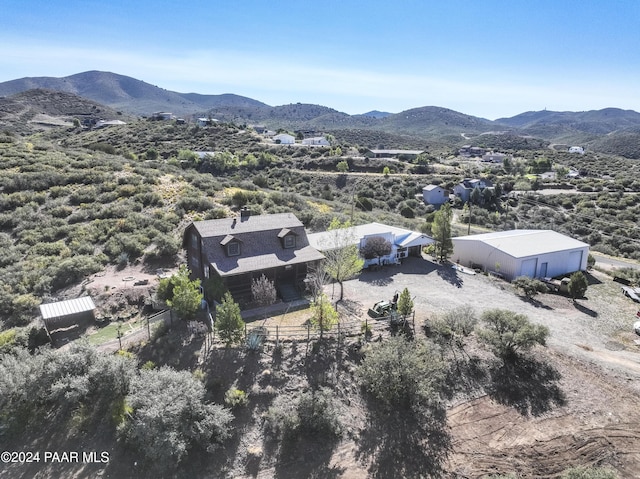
[40,296,96,338]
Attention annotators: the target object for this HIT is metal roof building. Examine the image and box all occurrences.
[308,222,433,268]
[40,296,96,336]
[452,230,589,280]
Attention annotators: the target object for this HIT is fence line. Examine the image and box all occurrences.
[242,312,414,344]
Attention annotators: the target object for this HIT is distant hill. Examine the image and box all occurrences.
[4,71,640,157]
[358,110,393,119]
[0,71,264,117]
[0,88,126,134]
[378,106,499,137]
[496,108,640,141]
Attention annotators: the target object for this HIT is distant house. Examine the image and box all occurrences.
[365,149,424,159]
[452,230,589,280]
[152,112,174,121]
[183,210,324,304]
[308,222,433,269]
[252,125,267,134]
[196,117,218,127]
[453,178,493,203]
[481,152,506,163]
[422,185,449,205]
[568,146,584,154]
[94,120,127,129]
[301,136,330,146]
[539,171,557,180]
[273,133,295,144]
[458,146,486,157]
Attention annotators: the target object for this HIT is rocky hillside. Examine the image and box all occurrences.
[5,71,640,157]
[0,89,126,134]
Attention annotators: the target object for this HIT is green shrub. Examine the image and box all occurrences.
[224,387,248,408]
[357,336,445,412]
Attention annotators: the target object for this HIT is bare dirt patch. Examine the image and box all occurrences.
[17,256,640,478]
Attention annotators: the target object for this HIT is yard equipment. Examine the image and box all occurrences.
[622,286,640,303]
[368,300,396,318]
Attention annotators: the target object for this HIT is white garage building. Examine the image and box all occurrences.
[452,230,589,280]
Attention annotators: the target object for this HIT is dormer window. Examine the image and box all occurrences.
[284,235,296,249]
[220,234,241,257]
[278,228,298,249]
[227,242,240,256]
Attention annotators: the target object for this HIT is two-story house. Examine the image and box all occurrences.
[453,178,493,203]
[183,210,325,304]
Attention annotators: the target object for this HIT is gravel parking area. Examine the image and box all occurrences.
[331,255,640,381]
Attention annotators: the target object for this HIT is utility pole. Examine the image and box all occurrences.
[467,202,472,235]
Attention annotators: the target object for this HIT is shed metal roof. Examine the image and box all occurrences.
[39,296,96,320]
[453,230,589,258]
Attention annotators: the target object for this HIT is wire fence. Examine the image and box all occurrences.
[210,311,416,345]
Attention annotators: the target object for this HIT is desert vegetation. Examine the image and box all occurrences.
[1,108,640,477]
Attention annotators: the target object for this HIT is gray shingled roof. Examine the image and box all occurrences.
[192,213,325,277]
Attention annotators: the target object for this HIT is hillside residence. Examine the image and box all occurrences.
[365,149,424,159]
[252,125,267,134]
[568,146,585,154]
[307,222,434,269]
[539,171,557,180]
[482,152,506,163]
[458,146,486,157]
[301,136,330,146]
[453,178,493,203]
[273,133,295,144]
[94,119,127,128]
[183,210,324,304]
[196,117,219,127]
[151,111,174,121]
[422,185,449,205]
[452,230,589,281]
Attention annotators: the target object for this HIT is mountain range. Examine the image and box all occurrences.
[2,71,640,157]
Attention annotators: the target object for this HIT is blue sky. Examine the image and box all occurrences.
[1,0,639,119]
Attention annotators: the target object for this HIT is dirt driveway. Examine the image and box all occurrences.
[335,256,640,382]
[319,256,640,477]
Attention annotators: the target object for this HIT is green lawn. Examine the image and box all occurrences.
[88,317,147,346]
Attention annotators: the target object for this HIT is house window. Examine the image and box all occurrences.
[283,235,296,249]
[191,232,199,250]
[191,254,200,269]
[204,267,209,279]
[227,242,240,256]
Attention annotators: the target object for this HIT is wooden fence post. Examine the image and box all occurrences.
[412,310,416,335]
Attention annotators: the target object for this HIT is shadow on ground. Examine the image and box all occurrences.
[487,355,566,416]
[356,402,451,478]
[573,300,598,317]
[436,264,463,288]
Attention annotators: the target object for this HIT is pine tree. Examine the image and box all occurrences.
[432,203,453,262]
[215,292,245,346]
